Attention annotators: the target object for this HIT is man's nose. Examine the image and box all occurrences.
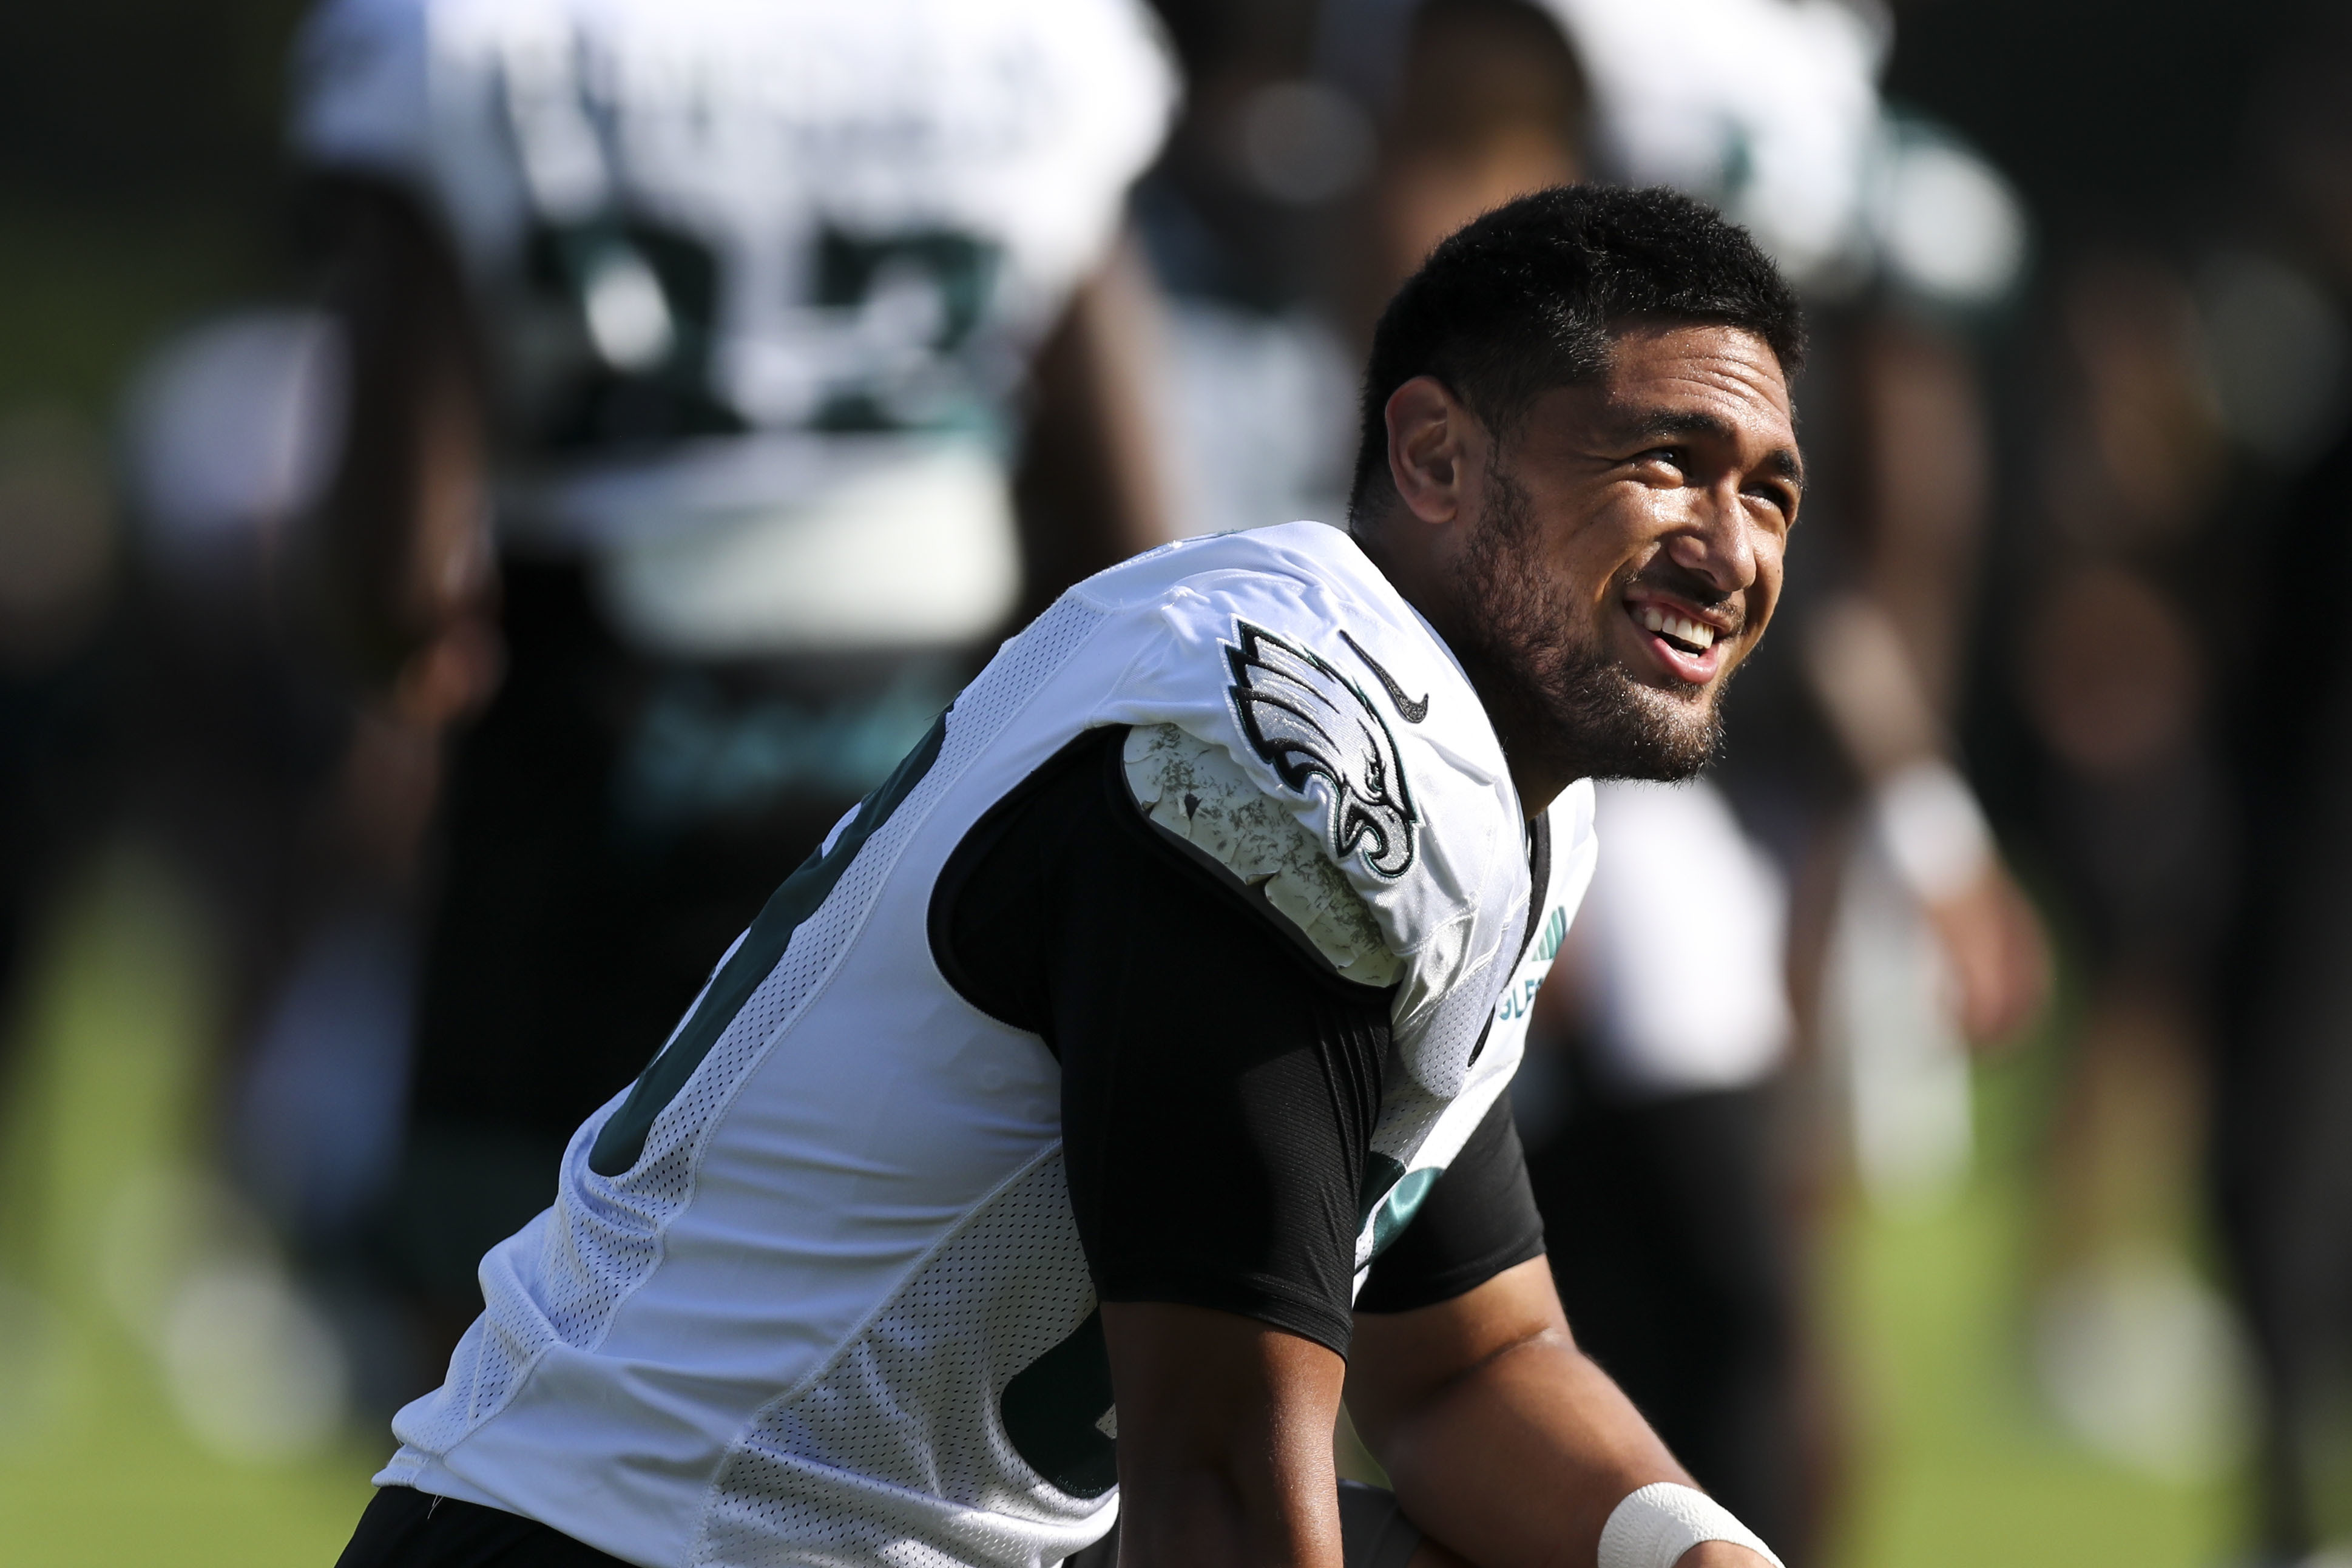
[1663,481,1760,592]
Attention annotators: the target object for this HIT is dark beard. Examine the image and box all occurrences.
[1448,463,1725,784]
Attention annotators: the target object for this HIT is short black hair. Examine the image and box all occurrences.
[1349,184,1805,520]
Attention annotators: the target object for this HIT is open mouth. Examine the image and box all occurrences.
[1635,603,1716,655]
[1622,593,1731,684]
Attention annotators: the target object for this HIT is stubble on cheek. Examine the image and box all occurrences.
[1453,465,1725,783]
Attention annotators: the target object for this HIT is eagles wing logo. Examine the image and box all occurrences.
[1224,621,1420,879]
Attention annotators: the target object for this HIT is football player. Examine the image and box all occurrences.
[286,0,1181,1353]
[335,186,1802,1568]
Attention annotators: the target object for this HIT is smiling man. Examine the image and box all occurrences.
[337,185,1802,1568]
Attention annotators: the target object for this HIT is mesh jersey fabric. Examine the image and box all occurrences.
[373,524,1597,1568]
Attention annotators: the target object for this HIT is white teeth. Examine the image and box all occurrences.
[1634,603,1718,650]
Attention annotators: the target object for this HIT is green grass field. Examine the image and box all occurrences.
[0,850,2242,1567]
[1826,1072,2239,1568]
[0,856,379,1565]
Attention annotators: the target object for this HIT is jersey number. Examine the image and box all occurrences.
[809,228,1002,432]
[523,220,1002,449]
[525,216,742,450]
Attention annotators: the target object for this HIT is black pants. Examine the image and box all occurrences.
[339,1482,1424,1568]
[336,1489,627,1567]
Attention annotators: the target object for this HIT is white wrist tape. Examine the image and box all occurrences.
[1597,1482,1784,1568]
[1871,760,1992,904]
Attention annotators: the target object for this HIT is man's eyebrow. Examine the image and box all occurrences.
[1618,408,1805,488]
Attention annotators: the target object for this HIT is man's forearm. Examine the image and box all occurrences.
[1348,1259,1779,1568]
[1357,1324,1683,1568]
[1112,1448,1342,1568]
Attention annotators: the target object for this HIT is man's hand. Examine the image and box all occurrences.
[1678,1545,1776,1568]
[1100,1302,1348,1568]
[1923,861,2050,1049]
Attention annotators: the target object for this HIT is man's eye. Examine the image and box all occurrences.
[1634,448,1683,473]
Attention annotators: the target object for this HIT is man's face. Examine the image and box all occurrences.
[1446,322,1799,783]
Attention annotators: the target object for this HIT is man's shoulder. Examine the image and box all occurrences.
[1072,521,1384,611]
[1082,525,1513,860]
[1078,525,1467,734]
[1067,526,1524,1031]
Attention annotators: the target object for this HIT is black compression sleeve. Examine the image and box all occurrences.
[1354,1095,1547,1314]
[933,726,1393,1354]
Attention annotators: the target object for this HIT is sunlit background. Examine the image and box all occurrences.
[2,0,2348,1564]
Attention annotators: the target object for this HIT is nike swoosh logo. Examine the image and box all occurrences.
[1340,630,1430,723]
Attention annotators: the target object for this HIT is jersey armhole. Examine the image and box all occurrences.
[925,726,1121,1033]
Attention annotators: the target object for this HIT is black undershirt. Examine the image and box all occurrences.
[931,726,1546,1354]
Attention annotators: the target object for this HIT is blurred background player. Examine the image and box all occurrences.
[114,308,438,1416]
[2203,15,2352,1558]
[0,414,115,1110]
[1372,12,2048,1565]
[284,0,1179,1365]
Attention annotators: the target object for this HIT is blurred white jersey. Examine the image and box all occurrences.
[376,522,1595,1568]
[1570,780,1791,1097]
[290,0,1176,654]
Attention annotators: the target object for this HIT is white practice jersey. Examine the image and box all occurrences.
[378,522,1596,1567]
[289,0,1177,654]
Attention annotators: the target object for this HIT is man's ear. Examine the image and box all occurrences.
[1385,376,1474,527]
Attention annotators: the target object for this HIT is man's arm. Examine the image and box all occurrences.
[1800,314,2050,1050]
[1010,235,1175,612]
[302,174,500,725]
[1100,1304,1350,1568]
[942,731,1777,1567]
[936,728,1390,1566]
[1348,1258,1771,1568]
[1803,595,2049,1047]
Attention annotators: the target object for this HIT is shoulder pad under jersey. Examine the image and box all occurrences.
[1123,721,1402,989]
[1082,524,1530,1092]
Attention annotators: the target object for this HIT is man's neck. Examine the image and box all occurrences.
[1349,518,1571,820]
